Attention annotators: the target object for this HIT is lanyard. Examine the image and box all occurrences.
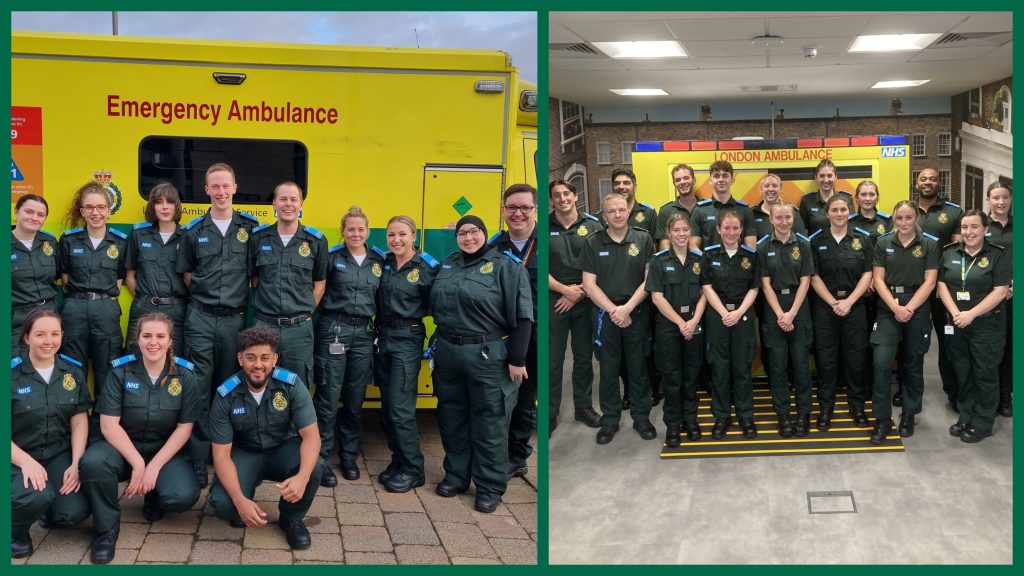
[518,238,536,269]
[961,252,980,290]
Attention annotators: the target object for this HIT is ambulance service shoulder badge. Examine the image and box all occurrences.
[168,378,182,397]
[372,263,383,278]
[106,244,119,259]
[627,243,640,257]
[237,228,248,243]
[408,268,420,283]
[272,391,288,411]
[298,241,311,257]
[42,241,54,256]
[63,373,77,391]
[480,261,494,274]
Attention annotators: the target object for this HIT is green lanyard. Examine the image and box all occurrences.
[961,252,980,290]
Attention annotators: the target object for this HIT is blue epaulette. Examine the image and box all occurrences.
[689,248,703,257]
[735,200,749,207]
[704,244,721,251]
[583,212,600,222]
[848,214,858,220]
[854,227,871,236]
[38,229,56,238]
[655,248,669,256]
[488,231,503,246]
[697,199,713,206]
[272,367,298,385]
[133,221,152,231]
[945,201,961,209]
[111,354,136,368]
[639,202,655,210]
[796,233,810,242]
[304,225,324,240]
[943,241,959,250]
[174,356,195,371]
[59,354,83,368]
[741,244,756,254]
[503,250,522,264]
[878,230,895,238]
[186,215,204,230]
[807,229,823,240]
[922,232,939,242]
[877,211,891,218]
[12,357,23,369]
[329,243,345,253]
[252,223,271,234]
[756,234,770,246]
[217,374,241,397]
[371,245,387,259]
[420,251,439,268]
[238,211,259,223]
[64,227,85,236]
[108,228,127,240]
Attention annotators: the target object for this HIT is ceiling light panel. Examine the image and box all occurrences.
[849,34,942,52]
[593,41,687,59]
[871,80,931,88]
[609,88,670,96]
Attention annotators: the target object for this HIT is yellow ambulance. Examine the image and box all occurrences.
[11,31,537,406]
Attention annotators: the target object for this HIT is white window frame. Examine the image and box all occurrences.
[596,141,611,165]
[937,132,952,157]
[911,133,926,157]
[939,170,952,200]
[969,87,982,119]
[559,99,584,147]
[621,141,634,165]
[599,179,613,197]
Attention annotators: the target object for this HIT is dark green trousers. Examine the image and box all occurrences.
[209,437,323,522]
[704,309,756,420]
[258,319,315,389]
[125,299,186,357]
[433,337,517,497]
[813,301,869,410]
[595,307,651,426]
[313,317,374,463]
[949,312,1005,432]
[80,440,199,532]
[762,306,813,417]
[507,331,537,462]
[377,323,426,476]
[870,301,932,421]
[60,297,122,395]
[653,318,703,426]
[548,298,595,423]
[931,295,959,402]
[184,305,245,464]
[11,451,91,539]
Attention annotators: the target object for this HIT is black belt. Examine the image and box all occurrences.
[139,295,187,306]
[831,289,851,298]
[12,299,55,311]
[439,331,507,345]
[192,302,247,317]
[611,298,630,306]
[379,318,421,328]
[69,291,116,301]
[322,313,371,326]
[774,286,797,295]
[723,302,740,311]
[257,312,312,327]
[889,285,920,295]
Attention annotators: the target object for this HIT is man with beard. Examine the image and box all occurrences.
[655,164,700,251]
[208,325,322,550]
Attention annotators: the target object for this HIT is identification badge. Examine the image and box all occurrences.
[836,291,847,297]
[726,304,736,311]
[956,291,971,301]
[679,305,690,314]
[329,341,346,355]
[894,286,905,294]
[944,325,955,335]
[780,288,791,295]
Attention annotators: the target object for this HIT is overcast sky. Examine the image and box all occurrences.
[12,11,537,82]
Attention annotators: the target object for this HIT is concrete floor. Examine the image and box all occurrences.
[549,338,1013,564]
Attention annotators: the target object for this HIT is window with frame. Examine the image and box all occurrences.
[560,100,584,146]
[599,179,612,197]
[911,170,921,199]
[621,142,634,164]
[964,165,984,211]
[937,133,952,157]
[596,142,611,165]
[939,170,951,199]
[911,134,926,157]
[969,87,982,119]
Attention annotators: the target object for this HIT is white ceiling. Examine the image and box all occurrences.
[550,11,1013,105]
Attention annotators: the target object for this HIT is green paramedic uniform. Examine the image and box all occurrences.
[985,214,1013,411]
[799,190,852,236]
[11,229,59,356]
[752,202,807,240]
[124,221,188,356]
[689,196,757,248]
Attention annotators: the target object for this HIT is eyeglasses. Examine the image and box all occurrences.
[456,227,484,239]
[503,205,535,215]
[81,205,109,213]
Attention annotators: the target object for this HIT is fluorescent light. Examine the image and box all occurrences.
[849,34,941,52]
[592,41,687,59]
[609,88,669,96]
[871,80,930,89]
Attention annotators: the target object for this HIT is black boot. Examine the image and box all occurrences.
[665,423,681,448]
[777,415,794,438]
[816,407,834,431]
[898,414,915,438]
[849,406,869,428]
[793,414,810,438]
[711,417,731,440]
[870,419,893,445]
[684,418,702,442]
[997,394,1013,418]
[90,527,119,564]
[11,535,32,559]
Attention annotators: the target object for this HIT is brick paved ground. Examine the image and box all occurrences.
[12,410,538,565]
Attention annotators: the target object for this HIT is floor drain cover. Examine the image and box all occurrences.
[807,490,856,514]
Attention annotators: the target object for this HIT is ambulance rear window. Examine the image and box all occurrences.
[139,137,308,205]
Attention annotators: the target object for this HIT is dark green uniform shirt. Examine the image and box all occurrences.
[11,353,91,463]
[578,227,653,304]
[916,200,963,244]
[986,215,1013,258]
[489,228,538,318]
[250,222,329,317]
[810,227,873,296]
[549,211,603,289]
[597,202,657,236]
[872,232,941,290]
[320,244,385,318]
[689,197,756,247]
[848,211,891,239]
[125,222,187,298]
[799,190,852,236]
[655,199,698,241]
[700,244,760,305]
[209,367,317,452]
[430,247,534,335]
[98,355,201,446]
[752,202,807,241]
[379,252,439,321]
[939,241,1011,311]
[177,211,258,308]
[11,230,58,307]
[645,248,704,321]
[757,233,814,312]
[58,227,127,296]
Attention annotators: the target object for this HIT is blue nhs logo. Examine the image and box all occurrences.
[881,147,907,158]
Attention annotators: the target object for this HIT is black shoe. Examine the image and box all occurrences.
[777,416,794,438]
[892,390,903,407]
[435,479,467,498]
[36,514,53,529]
[320,467,338,488]
[474,492,501,514]
[870,419,893,445]
[192,460,208,488]
[850,406,869,428]
[385,472,426,493]
[279,518,311,550]
[506,459,528,481]
[997,395,1013,418]
[948,397,960,414]
[960,427,993,444]
[816,408,833,431]
[711,418,731,440]
[378,461,400,486]
[651,389,664,407]
[340,460,360,481]
[229,517,246,529]
[665,423,681,448]
[574,408,602,428]
[898,414,915,438]
[740,419,757,439]
[793,414,811,438]
[142,494,165,523]
[685,420,702,442]
[633,419,657,440]
[596,424,619,445]
[90,527,119,564]
[11,536,32,559]
[949,421,969,437]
